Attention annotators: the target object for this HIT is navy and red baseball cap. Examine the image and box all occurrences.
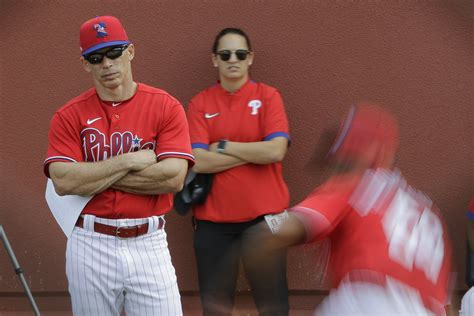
[79,16,130,55]
[328,102,399,168]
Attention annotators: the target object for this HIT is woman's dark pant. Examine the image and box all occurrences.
[194,217,289,316]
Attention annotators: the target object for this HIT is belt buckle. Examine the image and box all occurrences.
[116,226,135,239]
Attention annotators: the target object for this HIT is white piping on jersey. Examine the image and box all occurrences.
[157,152,195,160]
[44,156,77,164]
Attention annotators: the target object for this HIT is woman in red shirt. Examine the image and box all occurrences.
[186,28,291,315]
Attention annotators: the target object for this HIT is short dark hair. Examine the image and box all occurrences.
[212,28,252,53]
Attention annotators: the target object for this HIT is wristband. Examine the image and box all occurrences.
[217,140,228,154]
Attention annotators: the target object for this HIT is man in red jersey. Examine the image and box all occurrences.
[44,16,193,315]
[251,103,452,315]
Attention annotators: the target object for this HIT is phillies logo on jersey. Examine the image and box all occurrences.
[248,100,262,115]
[81,128,155,162]
[93,22,107,38]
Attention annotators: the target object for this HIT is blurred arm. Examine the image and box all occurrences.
[288,207,333,243]
[246,209,329,253]
[267,213,308,248]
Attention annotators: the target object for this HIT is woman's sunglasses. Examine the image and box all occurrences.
[84,45,129,65]
[216,49,250,61]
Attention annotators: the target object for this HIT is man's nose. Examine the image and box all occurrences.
[101,56,114,67]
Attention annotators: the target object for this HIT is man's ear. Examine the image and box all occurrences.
[80,56,91,72]
[127,44,135,61]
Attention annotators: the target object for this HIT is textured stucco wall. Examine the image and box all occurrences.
[1,0,472,308]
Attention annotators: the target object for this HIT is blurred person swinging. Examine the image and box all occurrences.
[248,102,453,315]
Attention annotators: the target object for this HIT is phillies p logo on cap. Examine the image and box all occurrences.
[79,15,130,55]
[93,22,107,38]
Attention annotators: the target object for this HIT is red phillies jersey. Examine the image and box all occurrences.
[292,169,452,313]
[187,80,290,222]
[44,83,194,218]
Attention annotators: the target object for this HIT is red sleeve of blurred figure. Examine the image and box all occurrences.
[290,175,357,242]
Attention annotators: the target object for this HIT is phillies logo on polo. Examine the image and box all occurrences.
[248,100,262,115]
[81,128,155,162]
[93,22,107,38]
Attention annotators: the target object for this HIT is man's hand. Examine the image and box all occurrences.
[111,157,188,195]
[125,149,157,171]
[49,151,155,196]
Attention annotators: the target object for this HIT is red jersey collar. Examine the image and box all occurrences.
[216,79,256,95]
[98,82,140,107]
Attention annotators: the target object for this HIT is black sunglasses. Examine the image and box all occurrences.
[216,49,250,61]
[84,45,129,64]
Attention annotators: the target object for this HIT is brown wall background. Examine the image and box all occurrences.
[1,0,472,310]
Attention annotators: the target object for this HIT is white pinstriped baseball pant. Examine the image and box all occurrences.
[461,287,474,316]
[66,215,182,316]
[316,274,439,316]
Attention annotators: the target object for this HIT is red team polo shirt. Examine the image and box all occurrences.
[292,169,452,314]
[187,80,290,223]
[44,83,194,219]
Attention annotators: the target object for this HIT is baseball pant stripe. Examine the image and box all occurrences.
[122,220,182,316]
[460,286,474,316]
[66,215,182,316]
[150,226,179,313]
